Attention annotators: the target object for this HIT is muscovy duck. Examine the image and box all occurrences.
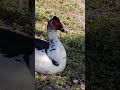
[35,16,67,74]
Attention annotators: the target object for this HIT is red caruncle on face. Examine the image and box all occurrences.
[51,20,63,30]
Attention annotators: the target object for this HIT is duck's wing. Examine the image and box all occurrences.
[35,38,49,50]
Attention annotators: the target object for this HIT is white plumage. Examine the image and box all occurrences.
[35,16,67,74]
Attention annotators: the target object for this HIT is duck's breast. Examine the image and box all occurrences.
[35,49,54,73]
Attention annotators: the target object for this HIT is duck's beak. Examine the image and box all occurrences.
[60,29,67,33]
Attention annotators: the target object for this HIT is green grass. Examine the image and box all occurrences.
[35,0,85,90]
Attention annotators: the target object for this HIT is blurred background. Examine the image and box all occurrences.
[35,0,85,90]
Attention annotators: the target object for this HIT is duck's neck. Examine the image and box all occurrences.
[47,29,59,42]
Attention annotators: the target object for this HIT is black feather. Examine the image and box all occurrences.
[35,38,49,50]
[48,16,60,24]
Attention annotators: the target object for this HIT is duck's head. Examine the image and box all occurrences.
[47,16,67,33]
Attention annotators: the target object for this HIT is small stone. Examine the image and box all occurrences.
[73,79,79,84]
[80,83,85,90]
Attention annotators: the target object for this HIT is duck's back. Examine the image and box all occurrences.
[35,38,49,50]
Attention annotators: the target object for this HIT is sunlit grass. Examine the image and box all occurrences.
[35,0,85,90]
